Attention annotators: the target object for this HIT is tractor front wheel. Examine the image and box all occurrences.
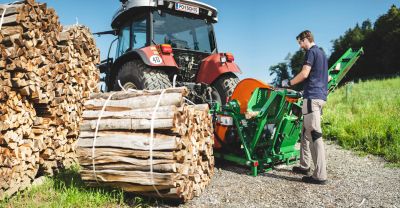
[211,73,239,104]
[113,60,172,90]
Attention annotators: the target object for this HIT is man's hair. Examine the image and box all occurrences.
[296,30,314,42]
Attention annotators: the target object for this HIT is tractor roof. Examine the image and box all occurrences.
[112,0,218,29]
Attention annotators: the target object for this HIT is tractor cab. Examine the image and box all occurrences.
[112,0,218,58]
[98,0,240,105]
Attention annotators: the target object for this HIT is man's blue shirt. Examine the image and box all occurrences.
[303,45,328,101]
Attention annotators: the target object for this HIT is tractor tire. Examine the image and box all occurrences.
[113,60,172,90]
[211,73,240,104]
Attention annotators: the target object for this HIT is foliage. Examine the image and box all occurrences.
[329,5,400,81]
[289,50,305,76]
[268,62,290,86]
[269,5,400,84]
[323,77,400,164]
[288,49,306,90]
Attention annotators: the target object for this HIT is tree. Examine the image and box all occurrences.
[268,62,290,86]
[270,5,400,85]
[372,5,400,75]
[289,49,306,76]
[329,5,400,81]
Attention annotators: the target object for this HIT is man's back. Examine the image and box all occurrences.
[303,45,328,101]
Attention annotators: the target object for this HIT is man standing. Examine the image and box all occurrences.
[282,30,328,185]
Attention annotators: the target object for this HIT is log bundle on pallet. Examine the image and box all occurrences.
[0,0,99,200]
[77,87,215,202]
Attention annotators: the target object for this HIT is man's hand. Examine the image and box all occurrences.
[281,79,291,88]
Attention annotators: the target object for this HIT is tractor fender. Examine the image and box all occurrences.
[196,53,242,84]
[114,46,178,68]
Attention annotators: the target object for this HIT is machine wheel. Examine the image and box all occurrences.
[211,73,239,104]
[113,60,172,90]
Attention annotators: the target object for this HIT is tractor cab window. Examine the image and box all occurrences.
[131,17,147,49]
[115,16,147,58]
[153,11,215,53]
[116,24,130,58]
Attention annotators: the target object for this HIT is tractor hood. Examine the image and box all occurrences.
[112,0,218,29]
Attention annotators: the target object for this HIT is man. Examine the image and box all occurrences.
[282,30,328,185]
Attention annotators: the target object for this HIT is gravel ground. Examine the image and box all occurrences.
[176,141,400,208]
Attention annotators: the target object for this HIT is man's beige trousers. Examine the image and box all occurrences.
[299,99,327,180]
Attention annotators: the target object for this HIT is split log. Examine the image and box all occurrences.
[80,118,175,131]
[77,133,181,151]
[0,0,99,200]
[84,93,183,110]
[82,105,177,120]
[89,87,188,100]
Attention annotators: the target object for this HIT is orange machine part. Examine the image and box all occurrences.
[230,78,273,114]
[285,97,299,103]
[214,78,273,149]
[214,124,228,149]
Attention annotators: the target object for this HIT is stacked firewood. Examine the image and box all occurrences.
[0,91,39,200]
[0,0,99,199]
[77,87,215,202]
[38,25,100,174]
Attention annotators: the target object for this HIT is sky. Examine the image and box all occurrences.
[1,0,399,83]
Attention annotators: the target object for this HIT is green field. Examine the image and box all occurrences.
[323,77,400,165]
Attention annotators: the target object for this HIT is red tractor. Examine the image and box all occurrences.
[97,0,240,104]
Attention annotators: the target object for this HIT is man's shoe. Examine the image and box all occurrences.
[302,176,327,185]
[292,166,310,175]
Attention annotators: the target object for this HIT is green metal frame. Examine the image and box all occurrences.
[211,48,364,176]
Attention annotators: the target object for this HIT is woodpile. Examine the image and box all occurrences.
[0,0,99,200]
[77,87,215,202]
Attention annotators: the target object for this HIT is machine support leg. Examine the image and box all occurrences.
[251,166,257,177]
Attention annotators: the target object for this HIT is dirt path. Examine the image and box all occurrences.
[179,142,400,208]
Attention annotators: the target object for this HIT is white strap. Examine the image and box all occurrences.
[0,6,8,31]
[172,74,177,88]
[117,80,127,92]
[149,89,166,197]
[91,92,116,183]
[0,2,22,31]
[184,97,195,105]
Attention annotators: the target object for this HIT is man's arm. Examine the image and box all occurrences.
[290,65,311,86]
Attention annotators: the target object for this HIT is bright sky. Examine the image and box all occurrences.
[2,0,399,83]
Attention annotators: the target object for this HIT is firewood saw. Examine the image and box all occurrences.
[210,48,364,176]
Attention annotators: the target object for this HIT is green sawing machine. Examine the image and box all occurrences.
[211,48,364,176]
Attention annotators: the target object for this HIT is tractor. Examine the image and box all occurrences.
[97,0,240,104]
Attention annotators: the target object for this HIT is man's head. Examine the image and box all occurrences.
[297,30,315,50]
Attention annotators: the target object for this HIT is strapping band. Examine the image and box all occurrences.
[92,92,116,183]
[149,89,166,197]
[0,2,22,31]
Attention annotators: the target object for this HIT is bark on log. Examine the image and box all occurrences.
[77,92,215,202]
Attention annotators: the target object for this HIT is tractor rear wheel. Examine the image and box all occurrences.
[113,60,172,90]
[211,73,239,104]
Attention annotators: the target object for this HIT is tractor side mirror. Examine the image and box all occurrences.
[93,30,118,37]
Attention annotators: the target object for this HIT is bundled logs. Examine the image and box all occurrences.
[0,0,99,200]
[77,87,215,202]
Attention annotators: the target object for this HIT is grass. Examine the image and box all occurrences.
[323,77,400,165]
[0,166,152,208]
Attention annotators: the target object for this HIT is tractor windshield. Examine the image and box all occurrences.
[153,11,216,53]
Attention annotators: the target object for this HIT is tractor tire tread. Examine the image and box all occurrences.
[212,73,240,104]
[114,60,172,90]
